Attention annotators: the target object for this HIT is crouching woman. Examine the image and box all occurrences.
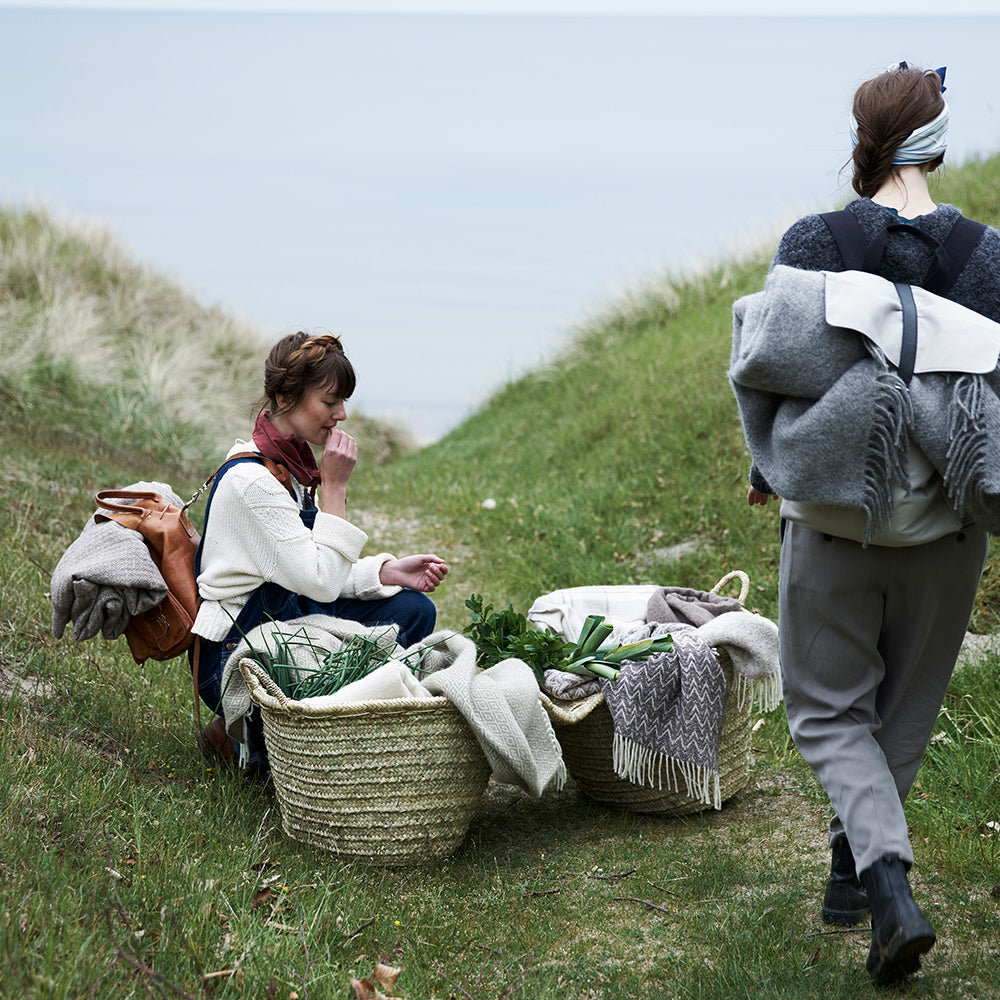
[190,330,448,767]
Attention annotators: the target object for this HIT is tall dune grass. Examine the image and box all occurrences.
[0,205,413,474]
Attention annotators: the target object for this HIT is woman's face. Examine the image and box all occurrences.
[272,381,347,447]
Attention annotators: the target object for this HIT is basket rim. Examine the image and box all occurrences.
[238,656,455,718]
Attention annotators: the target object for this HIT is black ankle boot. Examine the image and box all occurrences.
[859,854,936,984]
[822,834,870,926]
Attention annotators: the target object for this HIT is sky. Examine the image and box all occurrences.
[5,5,998,438]
[2,0,999,13]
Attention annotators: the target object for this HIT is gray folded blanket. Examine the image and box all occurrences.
[646,586,743,626]
[50,482,180,642]
[730,264,1000,538]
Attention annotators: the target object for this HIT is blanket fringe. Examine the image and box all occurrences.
[552,761,568,792]
[612,733,721,810]
[943,374,987,519]
[862,368,912,545]
[734,672,782,714]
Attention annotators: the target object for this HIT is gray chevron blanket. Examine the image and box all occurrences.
[604,621,728,809]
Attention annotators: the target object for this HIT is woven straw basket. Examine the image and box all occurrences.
[540,571,754,816]
[240,658,491,866]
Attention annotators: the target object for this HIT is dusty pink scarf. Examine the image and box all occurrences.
[252,411,320,489]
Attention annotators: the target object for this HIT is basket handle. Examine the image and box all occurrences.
[711,570,750,606]
[238,657,291,709]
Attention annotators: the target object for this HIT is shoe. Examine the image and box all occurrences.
[822,834,871,926]
[860,854,936,984]
[197,716,236,767]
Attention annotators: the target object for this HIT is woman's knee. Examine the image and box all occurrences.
[390,589,437,646]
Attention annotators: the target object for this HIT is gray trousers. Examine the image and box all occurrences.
[778,520,988,876]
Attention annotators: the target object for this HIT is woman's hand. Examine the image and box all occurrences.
[748,487,779,507]
[379,554,449,593]
[318,429,357,518]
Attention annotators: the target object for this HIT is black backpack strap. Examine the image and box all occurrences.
[937,216,987,295]
[820,208,984,294]
[819,209,868,270]
[893,282,918,385]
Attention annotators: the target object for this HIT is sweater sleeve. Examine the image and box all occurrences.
[772,213,845,272]
[749,464,774,494]
[196,461,367,607]
[339,552,402,600]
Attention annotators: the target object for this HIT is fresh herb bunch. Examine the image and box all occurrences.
[463,594,569,680]
[463,594,674,684]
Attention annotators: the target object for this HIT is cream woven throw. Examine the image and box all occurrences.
[420,631,567,798]
[604,621,728,809]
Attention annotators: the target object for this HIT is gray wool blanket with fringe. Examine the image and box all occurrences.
[730,265,1000,541]
[50,481,181,642]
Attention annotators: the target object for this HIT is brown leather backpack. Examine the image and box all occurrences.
[93,452,293,665]
[93,489,202,662]
[92,453,294,763]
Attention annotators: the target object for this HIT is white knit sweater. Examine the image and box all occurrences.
[192,442,398,641]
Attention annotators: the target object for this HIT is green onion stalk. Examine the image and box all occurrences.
[230,622,434,700]
[561,614,674,681]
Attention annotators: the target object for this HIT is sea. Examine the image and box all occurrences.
[2,9,999,440]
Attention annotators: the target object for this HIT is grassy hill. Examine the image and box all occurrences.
[3,160,1000,999]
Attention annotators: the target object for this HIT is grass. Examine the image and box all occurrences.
[3,158,1000,998]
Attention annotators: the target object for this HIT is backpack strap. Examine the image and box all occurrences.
[190,452,296,745]
[819,208,985,388]
[819,209,984,294]
[893,282,918,385]
[937,216,987,295]
[819,208,868,270]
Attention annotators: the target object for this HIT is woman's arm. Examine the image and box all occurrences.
[198,462,367,605]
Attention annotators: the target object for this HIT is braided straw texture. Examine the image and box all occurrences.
[540,571,753,815]
[240,659,491,865]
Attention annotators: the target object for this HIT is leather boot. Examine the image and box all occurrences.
[822,833,870,926]
[197,716,236,768]
[860,854,936,984]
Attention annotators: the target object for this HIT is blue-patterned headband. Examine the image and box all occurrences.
[850,63,949,165]
[891,103,949,164]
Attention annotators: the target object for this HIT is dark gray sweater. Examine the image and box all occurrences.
[748,197,1000,494]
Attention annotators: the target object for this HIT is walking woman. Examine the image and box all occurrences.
[191,330,448,767]
[731,63,1000,983]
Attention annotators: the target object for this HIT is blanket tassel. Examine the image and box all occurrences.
[612,734,721,810]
